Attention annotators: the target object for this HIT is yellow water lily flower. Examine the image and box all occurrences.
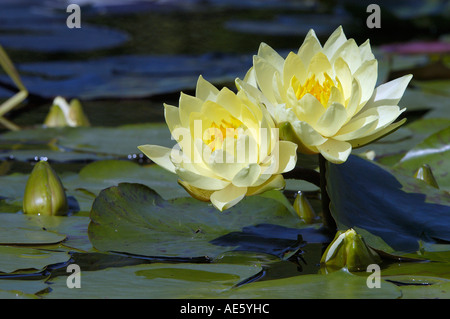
[238,26,412,164]
[138,76,298,211]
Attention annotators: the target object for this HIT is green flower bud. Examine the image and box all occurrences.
[68,99,90,127]
[320,228,381,272]
[43,104,67,127]
[23,161,68,216]
[293,191,316,224]
[414,164,439,189]
[44,96,90,128]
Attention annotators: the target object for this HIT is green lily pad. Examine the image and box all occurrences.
[66,160,188,201]
[88,183,315,259]
[0,246,70,274]
[43,263,262,299]
[355,118,450,166]
[399,280,450,299]
[0,213,91,252]
[0,160,189,216]
[327,155,450,252]
[0,279,49,299]
[0,123,174,162]
[395,126,450,191]
[221,269,401,299]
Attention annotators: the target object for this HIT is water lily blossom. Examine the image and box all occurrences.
[139,76,297,211]
[238,26,412,164]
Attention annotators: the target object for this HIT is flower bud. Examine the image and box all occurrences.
[320,228,381,272]
[414,164,439,189]
[44,96,90,127]
[23,161,68,216]
[293,191,316,224]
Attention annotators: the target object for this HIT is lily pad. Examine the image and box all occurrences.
[327,155,450,252]
[221,269,401,299]
[43,262,262,299]
[0,123,174,162]
[0,278,48,299]
[0,213,89,252]
[395,126,450,191]
[0,246,70,274]
[88,183,315,259]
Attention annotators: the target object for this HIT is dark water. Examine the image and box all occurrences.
[2,0,449,127]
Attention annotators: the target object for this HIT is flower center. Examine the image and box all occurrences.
[291,73,337,106]
[203,117,242,151]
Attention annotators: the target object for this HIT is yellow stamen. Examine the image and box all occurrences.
[292,73,337,107]
[203,116,241,151]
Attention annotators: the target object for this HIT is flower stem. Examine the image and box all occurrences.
[318,154,336,234]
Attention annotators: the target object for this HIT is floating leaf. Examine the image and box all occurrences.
[395,127,450,191]
[88,183,319,259]
[43,263,262,299]
[0,246,70,274]
[221,269,401,299]
[327,155,450,252]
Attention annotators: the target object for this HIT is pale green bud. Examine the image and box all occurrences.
[43,96,90,127]
[293,191,316,224]
[320,228,381,272]
[43,104,67,127]
[23,161,68,216]
[414,164,439,189]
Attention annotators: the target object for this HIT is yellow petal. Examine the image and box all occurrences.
[353,105,405,131]
[216,87,245,120]
[164,103,181,134]
[291,120,328,147]
[246,174,286,196]
[210,184,247,211]
[294,93,325,126]
[283,52,307,90]
[196,75,219,101]
[274,140,298,174]
[344,78,362,119]
[359,39,375,63]
[258,42,285,73]
[176,167,230,190]
[365,74,413,109]
[138,145,176,173]
[232,163,261,187]
[353,59,378,106]
[322,26,347,59]
[253,55,278,103]
[334,115,378,141]
[243,66,257,87]
[349,118,406,148]
[178,180,213,201]
[316,139,352,164]
[306,52,332,78]
[315,103,348,137]
[333,57,353,100]
[297,29,322,65]
[330,39,362,74]
[179,92,202,127]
